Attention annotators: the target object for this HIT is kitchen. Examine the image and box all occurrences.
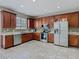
[0,0,79,59]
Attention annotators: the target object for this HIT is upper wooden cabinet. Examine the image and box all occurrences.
[54,14,68,21]
[10,13,16,28]
[48,16,55,28]
[38,18,42,28]
[29,11,79,28]
[28,18,35,29]
[67,12,79,28]
[35,18,43,28]
[54,12,79,28]
[1,11,16,28]
[2,11,11,28]
[34,20,38,28]
[35,16,55,28]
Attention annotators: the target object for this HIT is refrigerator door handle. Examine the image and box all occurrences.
[54,29,58,34]
[54,29,56,34]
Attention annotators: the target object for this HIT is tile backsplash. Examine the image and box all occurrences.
[69,28,79,32]
[1,28,35,33]
[1,27,79,33]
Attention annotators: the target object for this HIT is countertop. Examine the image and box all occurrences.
[1,31,79,35]
[0,31,34,35]
[68,28,79,35]
[0,28,79,35]
[68,32,79,35]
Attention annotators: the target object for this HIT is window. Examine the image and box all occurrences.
[16,16,27,29]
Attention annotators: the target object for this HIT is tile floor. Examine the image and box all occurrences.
[0,40,79,59]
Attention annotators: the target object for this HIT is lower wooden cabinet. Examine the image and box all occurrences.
[33,33,40,41]
[22,33,33,43]
[3,35,13,48]
[48,33,54,43]
[69,35,79,47]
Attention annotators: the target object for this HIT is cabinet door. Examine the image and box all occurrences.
[38,18,42,28]
[28,18,35,29]
[48,16,55,28]
[22,34,32,43]
[10,14,16,28]
[69,35,79,47]
[2,11,11,28]
[5,35,13,48]
[55,14,68,21]
[68,13,79,27]
[33,33,40,41]
[35,20,38,28]
[48,33,54,43]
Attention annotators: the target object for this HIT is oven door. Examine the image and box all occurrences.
[41,32,48,42]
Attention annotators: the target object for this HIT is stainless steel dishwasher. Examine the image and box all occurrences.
[14,34,21,45]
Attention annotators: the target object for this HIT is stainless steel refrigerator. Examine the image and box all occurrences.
[54,20,68,47]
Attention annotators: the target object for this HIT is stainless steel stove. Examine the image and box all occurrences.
[41,32,48,42]
[40,24,49,42]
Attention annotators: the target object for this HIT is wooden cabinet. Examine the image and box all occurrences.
[1,11,16,28]
[48,16,55,28]
[2,35,13,48]
[33,33,40,41]
[69,35,79,47]
[48,33,54,43]
[38,18,42,28]
[10,13,16,28]
[35,18,42,28]
[34,20,38,28]
[2,11,11,28]
[35,11,79,28]
[42,17,46,25]
[55,14,68,21]
[54,12,79,28]
[68,13,79,27]
[22,33,33,43]
[28,18,35,29]
[35,16,55,28]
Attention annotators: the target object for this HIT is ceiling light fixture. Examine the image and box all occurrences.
[32,0,36,2]
[57,6,60,9]
[20,5,24,8]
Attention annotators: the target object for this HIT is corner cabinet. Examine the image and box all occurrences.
[22,33,33,43]
[27,18,35,29]
[33,33,40,41]
[69,35,79,47]
[1,10,16,28]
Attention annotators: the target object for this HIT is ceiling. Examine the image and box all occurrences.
[0,0,79,17]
